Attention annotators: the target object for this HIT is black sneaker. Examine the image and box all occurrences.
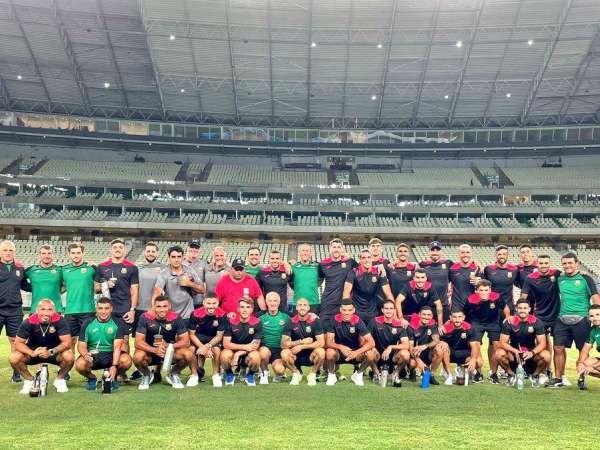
[429,376,440,385]
[473,372,484,384]
[12,370,21,383]
[577,375,587,390]
[546,378,564,388]
[409,369,417,382]
[488,373,500,384]
[130,370,142,381]
[393,375,402,388]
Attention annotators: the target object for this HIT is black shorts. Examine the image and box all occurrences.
[28,355,60,366]
[509,358,537,375]
[309,304,321,315]
[537,318,555,335]
[471,322,501,343]
[294,350,314,368]
[90,352,114,370]
[376,349,397,368]
[450,349,470,365]
[553,318,590,350]
[111,313,131,335]
[65,312,95,337]
[267,347,282,363]
[0,313,23,338]
[357,311,376,326]
[419,348,432,366]
[132,310,146,335]
[335,349,360,365]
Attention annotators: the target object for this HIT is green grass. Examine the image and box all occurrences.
[0,335,597,450]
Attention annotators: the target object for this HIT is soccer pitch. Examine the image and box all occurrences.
[0,337,597,450]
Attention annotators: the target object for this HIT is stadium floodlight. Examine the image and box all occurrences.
[506,93,511,98]
[456,40,463,48]
[311,42,317,47]
[377,43,383,49]
[17,75,22,80]
[169,34,176,40]
[527,39,534,46]
[371,95,377,100]
[103,82,110,88]
[444,94,449,99]
[180,88,185,93]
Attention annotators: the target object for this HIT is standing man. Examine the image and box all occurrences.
[10,299,73,394]
[318,238,356,326]
[483,245,520,315]
[516,244,538,288]
[245,245,263,278]
[385,243,418,302]
[257,250,291,313]
[343,249,394,324]
[94,239,139,348]
[0,240,26,382]
[258,292,290,384]
[547,252,600,388]
[203,246,230,295]
[153,245,205,321]
[289,243,320,315]
[368,238,389,267]
[449,244,481,313]
[281,298,325,386]
[23,245,63,313]
[215,258,265,316]
[419,241,453,323]
[183,239,206,307]
[137,242,165,323]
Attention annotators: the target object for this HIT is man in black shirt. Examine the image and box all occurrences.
[495,299,550,386]
[419,241,453,322]
[449,244,482,312]
[325,299,376,386]
[408,306,448,385]
[440,310,483,382]
[520,254,560,334]
[483,245,519,315]
[396,269,444,327]
[385,243,418,300]
[257,250,292,312]
[516,244,538,289]
[10,299,73,394]
[281,298,325,386]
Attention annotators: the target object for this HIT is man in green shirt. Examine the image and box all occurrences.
[576,304,600,390]
[62,243,97,339]
[548,252,600,388]
[23,245,63,313]
[245,245,263,278]
[258,292,290,384]
[290,243,320,315]
[75,297,132,391]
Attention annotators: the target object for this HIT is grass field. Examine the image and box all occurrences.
[0,335,597,450]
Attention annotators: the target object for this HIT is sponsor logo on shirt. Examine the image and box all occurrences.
[507,272,512,278]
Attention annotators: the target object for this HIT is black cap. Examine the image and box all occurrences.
[429,240,442,250]
[232,258,245,269]
[188,239,201,249]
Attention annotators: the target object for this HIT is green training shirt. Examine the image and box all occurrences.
[558,272,597,318]
[62,262,96,314]
[80,317,124,353]
[245,264,262,278]
[588,326,600,351]
[259,311,290,349]
[291,261,320,305]
[24,265,63,312]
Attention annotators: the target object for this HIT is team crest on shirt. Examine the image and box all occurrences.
[423,292,428,298]
[48,326,56,334]
[550,276,555,282]
[507,272,512,278]
[81,267,87,273]
[461,332,467,339]
[407,271,412,277]
[212,320,219,327]
[349,326,355,334]
[427,329,432,336]
[371,276,377,283]
[281,273,287,280]
[442,263,446,269]
[249,327,255,335]
[279,320,285,326]
[392,328,398,335]
[341,262,347,269]
[121,268,127,274]
[15,270,20,277]
[528,326,534,333]
[51,269,57,274]
[165,323,172,331]
[107,327,114,334]
[490,303,496,309]
[575,280,581,286]
[305,326,312,333]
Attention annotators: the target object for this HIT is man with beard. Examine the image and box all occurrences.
[23,245,63,313]
[245,245,263,279]
[257,250,292,313]
[483,245,519,315]
[396,269,444,328]
[136,242,165,331]
[289,244,320,315]
[449,244,482,313]
[516,244,538,289]
[440,309,484,383]
[419,241,453,322]
[385,243,418,302]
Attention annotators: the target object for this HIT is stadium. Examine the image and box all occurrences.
[0,0,599,448]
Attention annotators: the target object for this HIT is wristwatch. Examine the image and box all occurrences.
[49,349,55,356]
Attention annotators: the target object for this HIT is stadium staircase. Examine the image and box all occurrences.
[348,169,360,186]
[175,162,189,182]
[470,165,488,187]
[198,161,213,182]
[326,168,337,185]
[24,158,48,175]
[125,239,144,262]
[493,164,514,188]
[1,157,21,175]
[408,245,419,263]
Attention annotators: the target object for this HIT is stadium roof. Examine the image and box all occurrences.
[0,0,600,129]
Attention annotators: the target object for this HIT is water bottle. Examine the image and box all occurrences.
[464,366,469,387]
[102,369,112,394]
[516,363,525,391]
[39,364,49,397]
[380,365,388,388]
[421,367,431,389]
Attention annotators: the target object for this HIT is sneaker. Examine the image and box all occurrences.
[290,372,303,385]
[538,373,548,386]
[371,373,380,385]
[186,374,199,387]
[532,375,542,388]
[408,369,417,382]
[473,372,484,384]
[130,370,142,381]
[64,371,71,381]
[53,378,68,393]
[111,380,120,390]
[272,375,285,383]
[225,371,235,386]
[577,375,587,391]
[259,371,269,385]
[497,367,508,379]
[19,379,33,395]
[326,373,337,386]
[392,374,402,388]
[430,376,440,386]
[488,373,500,384]
[351,371,364,387]
[212,373,223,388]
[245,373,256,387]
[562,376,572,387]
[546,378,564,388]
[444,374,453,385]
[306,372,317,386]
[138,375,152,390]
[507,374,516,386]
[12,370,21,383]
[85,377,98,391]
[167,374,185,389]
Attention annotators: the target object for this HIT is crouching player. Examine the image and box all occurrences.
[495,299,550,387]
[575,305,600,390]
[133,295,193,390]
[258,292,290,384]
[441,309,484,383]
[188,294,226,387]
[10,299,73,394]
[221,297,263,387]
[407,306,448,385]
[368,300,410,386]
[281,298,325,386]
[325,299,376,386]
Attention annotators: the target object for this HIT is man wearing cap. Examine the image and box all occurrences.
[203,246,230,294]
[385,243,418,302]
[289,243,320,315]
[215,258,265,316]
[257,250,292,313]
[245,245,263,278]
[419,241,453,323]
[152,245,205,320]
[183,240,206,307]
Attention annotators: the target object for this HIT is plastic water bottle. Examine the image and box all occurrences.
[516,363,525,391]
[421,367,431,389]
[380,365,388,388]
[102,369,112,394]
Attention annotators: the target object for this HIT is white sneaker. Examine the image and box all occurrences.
[53,378,68,393]
[538,373,548,385]
[444,374,454,386]
[326,372,337,386]
[138,375,152,390]
[167,374,185,389]
[562,376,572,387]
[259,371,269,385]
[186,374,199,387]
[290,372,303,385]
[351,371,364,386]
[307,372,317,386]
[19,379,33,395]
[212,373,223,388]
